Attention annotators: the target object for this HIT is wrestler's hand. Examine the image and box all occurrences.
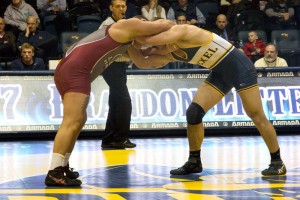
[132,40,143,49]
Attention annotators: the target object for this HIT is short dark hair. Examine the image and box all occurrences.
[110,0,126,6]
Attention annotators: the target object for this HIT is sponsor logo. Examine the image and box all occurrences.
[26,125,55,131]
[257,72,263,77]
[273,120,300,126]
[266,72,294,77]
[232,121,255,126]
[48,175,66,185]
[187,74,208,79]
[130,123,138,128]
[82,124,98,130]
[0,126,12,131]
[151,123,179,128]
[0,76,10,80]
[203,122,219,127]
[24,76,53,80]
[147,74,175,79]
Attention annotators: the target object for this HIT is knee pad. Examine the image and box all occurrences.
[186,102,206,125]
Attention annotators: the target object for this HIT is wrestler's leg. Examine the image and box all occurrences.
[45,92,89,186]
[170,82,223,175]
[188,82,224,151]
[238,87,286,175]
[53,92,89,155]
[238,87,278,152]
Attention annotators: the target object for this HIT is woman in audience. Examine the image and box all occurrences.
[141,0,166,21]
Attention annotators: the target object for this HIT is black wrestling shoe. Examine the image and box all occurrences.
[121,139,136,148]
[62,163,79,179]
[170,159,202,175]
[261,160,287,176]
[102,139,136,149]
[45,166,82,186]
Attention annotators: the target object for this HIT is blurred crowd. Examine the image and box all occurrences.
[0,0,300,71]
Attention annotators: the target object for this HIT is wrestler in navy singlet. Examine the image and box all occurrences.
[54,26,131,97]
[171,33,258,96]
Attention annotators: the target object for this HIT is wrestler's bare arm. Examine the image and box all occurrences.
[136,25,185,46]
[127,45,174,69]
[110,18,175,43]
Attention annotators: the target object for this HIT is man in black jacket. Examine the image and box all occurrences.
[100,0,136,149]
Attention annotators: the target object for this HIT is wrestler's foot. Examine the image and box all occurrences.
[261,160,286,176]
[45,166,82,186]
[170,158,202,175]
[62,163,80,179]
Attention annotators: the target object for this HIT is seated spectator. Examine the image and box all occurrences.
[264,0,297,36]
[37,0,70,37]
[37,0,67,16]
[0,17,17,57]
[176,12,187,24]
[242,30,266,62]
[210,14,234,43]
[254,44,288,67]
[141,0,166,21]
[226,0,251,39]
[18,16,58,62]
[167,0,206,27]
[4,0,40,38]
[174,12,195,69]
[10,43,46,70]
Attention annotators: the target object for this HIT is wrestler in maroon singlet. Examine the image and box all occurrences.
[54,26,130,97]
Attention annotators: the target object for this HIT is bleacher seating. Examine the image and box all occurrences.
[43,15,57,36]
[271,29,300,66]
[60,32,89,54]
[76,15,102,33]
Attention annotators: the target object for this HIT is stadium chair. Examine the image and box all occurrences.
[60,32,89,54]
[271,29,300,66]
[238,30,268,44]
[0,57,16,70]
[43,15,57,35]
[76,15,102,33]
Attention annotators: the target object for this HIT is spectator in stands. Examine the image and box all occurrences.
[254,44,288,67]
[175,12,194,69]
[18,16,58,62]
[210,14,233,43]
[4,0,40,38]
[176,12,187,24]
[37,0,67,16]
[141,0,166,21]
[242,30,266,62]
[10,42,45,70]
[0,17,17,57]
[73,0,94,4]
[226,0,251,39]
[37,0,70,39]
[167,0,206,27]
[264,0,297,33]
